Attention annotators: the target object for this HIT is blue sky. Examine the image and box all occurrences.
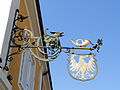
[40,0,120,90]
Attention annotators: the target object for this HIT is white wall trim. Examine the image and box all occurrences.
[0,0,20,68]
[0,69,12,90]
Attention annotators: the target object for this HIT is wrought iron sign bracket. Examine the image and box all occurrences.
[2,9,103,81]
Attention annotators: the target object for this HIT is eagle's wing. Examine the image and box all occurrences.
[69,55,87,72]
[69,55,96,72]
[69,54,77,71]
[86,55,96,72]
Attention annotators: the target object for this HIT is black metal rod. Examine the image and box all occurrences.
[69,53,94,55]
[10,45,92,50]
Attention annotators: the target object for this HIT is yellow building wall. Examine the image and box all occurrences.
[8,0,41,89]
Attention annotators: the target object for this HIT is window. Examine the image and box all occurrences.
[18,49,36,90]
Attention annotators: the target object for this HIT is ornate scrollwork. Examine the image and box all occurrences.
[43,29,63,60]
[23,29,63,61]
[4,9,29,69]
[44,29,63,47]
[3,9,103,82]
[11,26,25,46]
